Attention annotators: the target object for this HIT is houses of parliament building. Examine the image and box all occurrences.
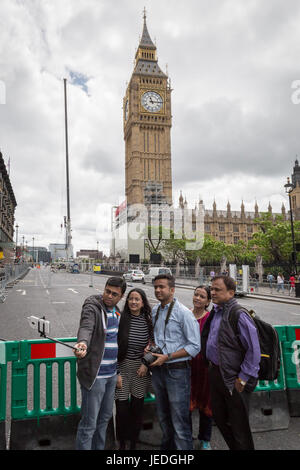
[111,12,300,260]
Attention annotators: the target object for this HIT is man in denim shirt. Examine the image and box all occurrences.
[149,274,200,450]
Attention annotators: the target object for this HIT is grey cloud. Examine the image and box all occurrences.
[172,97,297,185]
[84,147,123,176]
[2,0,300,254]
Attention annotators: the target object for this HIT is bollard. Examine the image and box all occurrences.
[89,269,94,288]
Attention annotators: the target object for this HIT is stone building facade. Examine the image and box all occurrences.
[290,158,300,221]
[0,151,17,246]
[178,192,287,245]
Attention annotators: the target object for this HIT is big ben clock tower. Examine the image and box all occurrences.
[123,10,172,208]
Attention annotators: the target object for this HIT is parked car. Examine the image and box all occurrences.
[234,280,246,297]
[123,269,145,283]
[144,267,173,284]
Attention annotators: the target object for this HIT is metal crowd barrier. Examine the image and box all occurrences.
[0,263,30,303]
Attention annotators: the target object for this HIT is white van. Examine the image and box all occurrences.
[144,267,173,284]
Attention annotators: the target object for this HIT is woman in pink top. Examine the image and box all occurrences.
[190,285,212,450]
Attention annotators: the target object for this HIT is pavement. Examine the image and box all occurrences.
[137,410,300,451]
[175,280,300,305]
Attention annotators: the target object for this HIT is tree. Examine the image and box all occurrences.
[225,240,256,265]
[159,230,189,263]
[248,213,300,266]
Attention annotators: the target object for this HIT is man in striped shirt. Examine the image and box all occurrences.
[74,277,126,450]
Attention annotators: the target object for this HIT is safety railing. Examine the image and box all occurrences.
[0,263,30,302]
[10,338,80,420]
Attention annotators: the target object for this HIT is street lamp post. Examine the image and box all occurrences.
[32,237,35,264]
[284,177,298,275]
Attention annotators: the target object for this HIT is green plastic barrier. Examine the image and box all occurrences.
[0,341,21,449]
[10,338,80,420]
[6,338,156,423]
[0,343,6,423]
[280,325,300,416]
[281,325,300,390]
[0,341,20,422]
[1,325,295,427]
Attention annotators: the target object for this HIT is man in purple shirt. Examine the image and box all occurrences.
[201,275,260,450]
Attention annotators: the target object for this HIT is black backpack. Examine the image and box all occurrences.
[229,304,281,381]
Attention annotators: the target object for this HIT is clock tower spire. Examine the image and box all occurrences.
[123,11,172,208]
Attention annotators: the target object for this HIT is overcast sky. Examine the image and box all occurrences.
[0,0,299,256]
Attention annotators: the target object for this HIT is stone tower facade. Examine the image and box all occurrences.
[123,12,172,207]
[291,158,300,221]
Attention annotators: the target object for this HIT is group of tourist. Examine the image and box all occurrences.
[266,272,300,293]
[73,273,261,451]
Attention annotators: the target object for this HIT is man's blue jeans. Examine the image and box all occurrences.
[75,375,117,450]
[151,365,193,450]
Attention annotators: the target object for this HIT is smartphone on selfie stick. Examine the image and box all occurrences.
[27,315,82,352]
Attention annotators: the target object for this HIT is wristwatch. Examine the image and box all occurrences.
[238,378,246,386]
[167,353,172,361]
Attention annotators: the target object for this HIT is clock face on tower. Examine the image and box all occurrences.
[141,91,163,113]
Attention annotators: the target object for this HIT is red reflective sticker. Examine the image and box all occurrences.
[295,329,300,341]
[31,343,56,359]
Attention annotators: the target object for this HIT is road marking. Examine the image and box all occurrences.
[291,312,300,316]
[16,289,26,296]
[52,301,66,304]
[38,269,47,289]
[68,288,79,294]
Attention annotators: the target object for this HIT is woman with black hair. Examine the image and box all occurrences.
[115,288,154,450]
[190,285,213,450]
